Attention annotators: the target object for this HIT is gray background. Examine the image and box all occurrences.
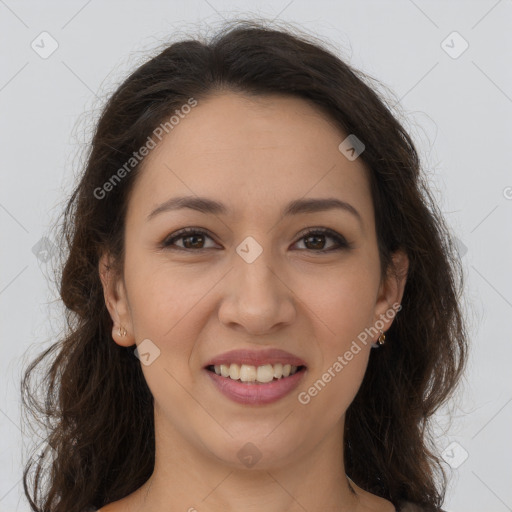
[1,1,511,511]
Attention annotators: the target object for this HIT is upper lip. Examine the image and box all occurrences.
[204,348,307,368]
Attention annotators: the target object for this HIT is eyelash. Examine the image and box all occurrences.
[160,227,350,253]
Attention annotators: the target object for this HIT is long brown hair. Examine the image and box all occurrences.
[22,19,468,512]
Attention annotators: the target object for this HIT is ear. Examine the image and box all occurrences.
[98,252,135,347]
[373,249,409,335]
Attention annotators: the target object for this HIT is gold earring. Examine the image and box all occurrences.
[118,325,127,337]
[377,329,386,346]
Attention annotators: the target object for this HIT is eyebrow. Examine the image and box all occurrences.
[147,195,362,224]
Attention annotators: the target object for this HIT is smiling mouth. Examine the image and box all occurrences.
[206,363,307,384]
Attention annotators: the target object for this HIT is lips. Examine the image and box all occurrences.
[204,348,307,368]
[204,348,307,405]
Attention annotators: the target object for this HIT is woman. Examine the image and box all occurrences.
[22,20,467,512]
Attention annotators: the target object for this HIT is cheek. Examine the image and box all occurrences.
[125,248,214,334]
[303,260,380,344]
[122,255,210,379]
[295,258,378,411]
[299,348,370,432]
[124,259,214,407]
[297,267,376,419]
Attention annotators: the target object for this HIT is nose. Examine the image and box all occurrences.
[218,244,296,336]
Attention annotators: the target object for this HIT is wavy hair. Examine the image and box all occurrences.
[22,19,468,512]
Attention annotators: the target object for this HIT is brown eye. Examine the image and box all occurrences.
[161,227,349,253]
[294,228,349,252]
[162,228,217,251]
[181,234,205,249]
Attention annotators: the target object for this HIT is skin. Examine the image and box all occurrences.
[99,92,408,512]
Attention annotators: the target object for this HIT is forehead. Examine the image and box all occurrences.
[127,92,373,226]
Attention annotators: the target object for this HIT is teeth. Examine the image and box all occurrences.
[257,364,274,383]
[240,364,256,382]
[213,363,301,383]
[229,363,240,380]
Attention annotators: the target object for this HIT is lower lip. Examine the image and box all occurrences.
[205,368,306,405]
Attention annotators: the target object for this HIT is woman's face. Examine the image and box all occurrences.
[101,92,407,470]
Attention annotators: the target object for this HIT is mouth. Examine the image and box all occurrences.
[206,363,307,384]
[204,348,308,405]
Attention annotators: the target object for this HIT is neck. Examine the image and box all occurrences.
[130,409,361,512]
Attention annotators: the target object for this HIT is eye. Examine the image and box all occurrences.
[161,228,218,251]
[293,227,350,252]
[160,227,350,252]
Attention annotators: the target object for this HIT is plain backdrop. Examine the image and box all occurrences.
[1,1,511,511]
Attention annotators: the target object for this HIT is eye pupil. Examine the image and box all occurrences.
[183,234,204,249]
[305,234,325,250]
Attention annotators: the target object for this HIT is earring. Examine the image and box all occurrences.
[118,325,127,337]
[376,329,386,346]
